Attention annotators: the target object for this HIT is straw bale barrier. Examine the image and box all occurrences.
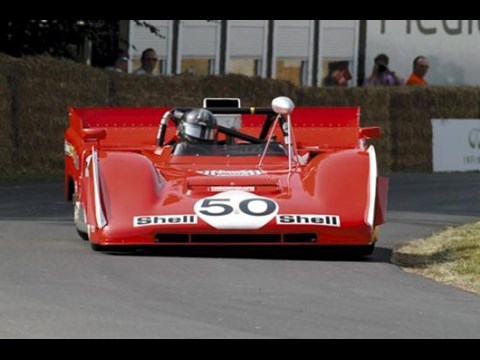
[0,74,13,176]
[10,56,109,175]
[299,87,392,173]
[1,55,480,179]
[389,87,480,172]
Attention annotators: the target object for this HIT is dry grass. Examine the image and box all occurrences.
[393,223,480,294]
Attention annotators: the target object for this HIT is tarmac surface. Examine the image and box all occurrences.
[0,173,479,338]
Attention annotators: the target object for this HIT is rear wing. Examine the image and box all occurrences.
[241,107,362,149]
[68,106,367,150]
[68,107,171,149]
[292,107,362,149]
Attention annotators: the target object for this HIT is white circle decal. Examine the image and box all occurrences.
[194,191,279,230]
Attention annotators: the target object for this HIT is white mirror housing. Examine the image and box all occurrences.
[272,97,295,115]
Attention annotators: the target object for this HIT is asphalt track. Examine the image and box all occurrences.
[0,173,479,339]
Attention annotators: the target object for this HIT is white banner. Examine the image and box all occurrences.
[367,20,480,86]
[432,119,480,172]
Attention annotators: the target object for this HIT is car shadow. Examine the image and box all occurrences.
[100,246,393,264]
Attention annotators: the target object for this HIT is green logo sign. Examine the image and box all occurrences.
[468,129,480,149]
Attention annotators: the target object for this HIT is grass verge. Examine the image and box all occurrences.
[392,222,480,295]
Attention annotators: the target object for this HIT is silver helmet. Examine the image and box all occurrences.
[180,109,218,143]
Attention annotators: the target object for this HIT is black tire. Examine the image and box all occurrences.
[77,229,89,241]
[353,244,375,257]
[91,243,103,252]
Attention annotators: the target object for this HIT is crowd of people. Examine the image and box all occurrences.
[105,48,161,76]
[107,48,430,87]
[364,53,429,87]
[324,53,430,88]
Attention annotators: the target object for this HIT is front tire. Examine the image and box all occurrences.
[91,243,103,252]
[352,244,375,257]
[77,229,89,241]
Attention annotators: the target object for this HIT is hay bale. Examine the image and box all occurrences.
[390,87,479,172]
[0,54,20,78]
[8,53,480,177]
[110,73,297,108]
[199,74,298,107]
[110,73,205,107]
[11,56,110,175]
[0,74,13,178]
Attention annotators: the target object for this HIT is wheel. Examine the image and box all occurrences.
[353,244,375,257]
[77,229,89,241]
[74,201,89,241]
[91,243,103,252]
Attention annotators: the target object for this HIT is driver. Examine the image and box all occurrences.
[178,108,218,144]
[173,109,219,155]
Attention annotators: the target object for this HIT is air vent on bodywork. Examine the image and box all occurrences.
[192,234,281,243]
[155,234,318,244]
[155,234,190,243]
[284,234,317,243]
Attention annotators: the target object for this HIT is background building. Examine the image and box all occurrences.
[126,20,359,87]
[365,20,480,86]
[125,20,480,87]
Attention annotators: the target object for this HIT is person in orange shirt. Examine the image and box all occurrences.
[406,56,429,86]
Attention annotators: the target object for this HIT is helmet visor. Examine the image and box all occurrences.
[184,123,217,141]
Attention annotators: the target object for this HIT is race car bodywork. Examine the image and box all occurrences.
[65,97,388,254]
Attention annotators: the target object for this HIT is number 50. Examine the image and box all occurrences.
[199,198,277,217]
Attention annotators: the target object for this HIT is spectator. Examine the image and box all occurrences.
[323,61,352,87]
[364,54,403,87]
[105,50,129,73]
[406,56,429,86]
[134,48,160,76]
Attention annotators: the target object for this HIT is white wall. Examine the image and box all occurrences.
[367,20,480,86]
[128,20,361,85]
[129,20,171,60]
[276,20,312,58]
[432,119,480,172]
[229,20,267,57]
[321,20,358,58]
[181,20,219,57]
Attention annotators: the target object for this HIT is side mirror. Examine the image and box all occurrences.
[82,128,107,141]
[360,127,382,140]
[272,97,295,116]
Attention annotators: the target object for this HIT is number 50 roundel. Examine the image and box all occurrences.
[194,191,279,230]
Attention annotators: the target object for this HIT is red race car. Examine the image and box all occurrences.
[65,97,388,254]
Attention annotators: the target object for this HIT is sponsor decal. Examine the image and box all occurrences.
[134,215,197,228]
[276,215,341,227]
[65,141,79,169]
[468,129,480,150]
[198,170,263,177]
[210,186,255,192]
[64,141,74,157]
[194,191,278,230]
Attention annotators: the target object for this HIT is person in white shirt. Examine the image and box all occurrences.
[105,51,129,73]
[134,48,160,76]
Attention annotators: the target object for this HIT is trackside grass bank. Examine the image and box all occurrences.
[393,223,480,295]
